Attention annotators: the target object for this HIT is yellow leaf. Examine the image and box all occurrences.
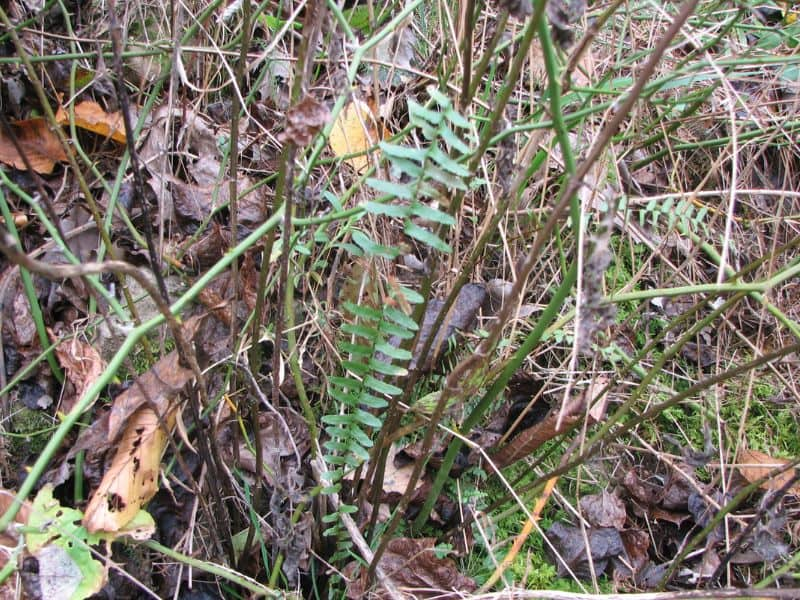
[56,100,126,144]
[328,98,381,173]
[83,407,176,533]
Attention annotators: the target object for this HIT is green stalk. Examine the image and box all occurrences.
[145,540,288,598]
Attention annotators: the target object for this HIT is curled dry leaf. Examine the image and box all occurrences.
[737,449,800,496]
[55,100,126,144]
[51,330,106,415]
[83,406,177,533]
[0,117,67,174]
[280,94,330,147]
[547,522,625,579]
[83,321,200,533]
[107,343,196,441]
[328,98,382,173]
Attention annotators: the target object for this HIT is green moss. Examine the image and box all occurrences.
[7,407,55,460]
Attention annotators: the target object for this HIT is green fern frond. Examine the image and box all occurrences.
[364,86,473,254]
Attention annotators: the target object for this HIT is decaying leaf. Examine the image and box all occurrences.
[55,100,126,144]
[737,449,800,496]
[0,117,67,174]
[580,490,627,530]
[83,325,199,533]
[51,330,106,415]
[405,283,487,372]
[345,537,476,599]
[280,94,330,147]
[107,349,194,442]
[236,408,310,487]
[365,22,417,87]
[83,406,177,533]
[0,488,31,599]
[328,98,382,173]
[547,522,625,579]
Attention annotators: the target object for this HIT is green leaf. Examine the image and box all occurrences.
[367,177,413,199]
[358,392,389,408]
[354,409,382,428]
[367,358,408,377]
[412,202,456,226]
[427,86,453,110]
[322,414,355,425]
[380,142,426,161]
[328,384,360,406]
[387,157,425,178]
[441,127,471,154]
[423,164,469,190]
[338,341,373,357]
[379,320,416,339]
[344,301,384,321]
[374,341,413,361]
[341,323,380,341]
[352,230,400,259]
[364,376,402,395]
[428,146,471,177]
[409,101,444,126]
[384,306,419,331]
[364,200,410,218]
[404,221,451,253]
[395,285,424,304]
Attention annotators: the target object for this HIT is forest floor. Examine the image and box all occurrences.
[0,0,800,598]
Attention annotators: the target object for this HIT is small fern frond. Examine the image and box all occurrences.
[364,86,473,253]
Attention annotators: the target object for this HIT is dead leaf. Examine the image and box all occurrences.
[547,522,624,579]
[737,449,800,495]
[82,322,201,534]
[619,529,650,575]
[328,98,382,173]
[83,405,176,533]
[580,491,626,530]
[365,24,417,87]
[345,537,476,599]
[236,409,310,487]
[51,331,106,415]
[0,117,67,174]
[398,283,487,372]
[280,94,330,147]
[107,348,194,443]
[55,100,126,144]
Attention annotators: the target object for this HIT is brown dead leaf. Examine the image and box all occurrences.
[82,320,202,533]
[51,330,106,415]
[236,409,310,487]
[83,406,176,533]
[547,522,624,579]
[737,449,800,495]
[620,529,650,575]
[56,101,126,144]
[580,490,626,530]
[328,98,381,173]
[403,283,487,372]
[280,94,330,147]
[345,537,476,599]
[0,117,67,174]
[107,346,195,442]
